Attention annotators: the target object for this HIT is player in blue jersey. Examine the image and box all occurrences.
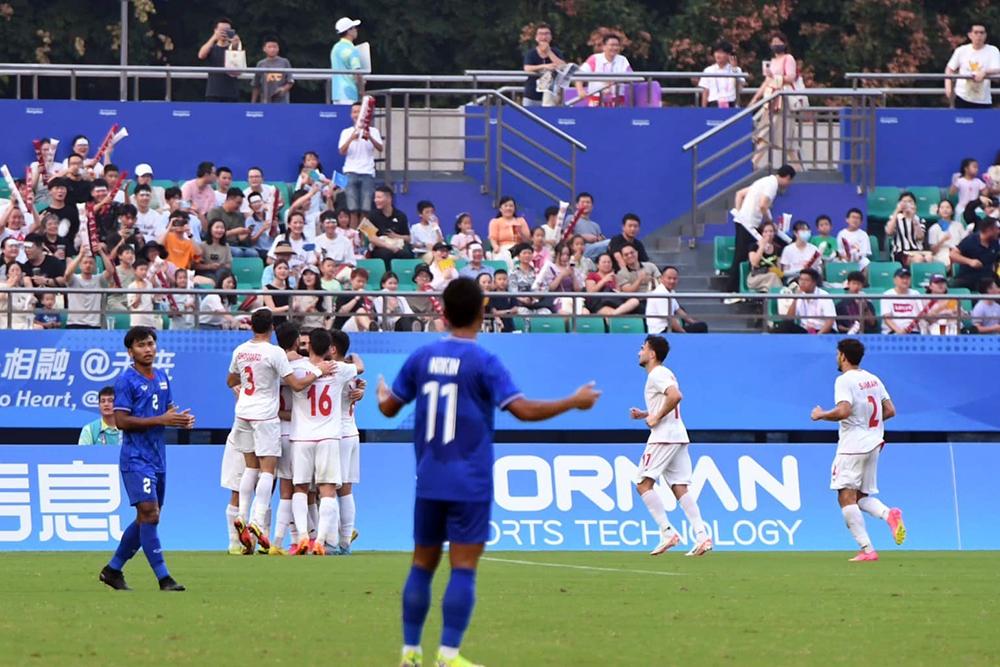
[378,277,601,667]
[99,326,195,592]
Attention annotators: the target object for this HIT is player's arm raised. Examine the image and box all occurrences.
[506,382,601,422]
[347,352,365,375]
[810,400,851,422]
[115,405,195,430]
[283,359,335,392]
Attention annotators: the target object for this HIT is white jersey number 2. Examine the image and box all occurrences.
[422,381,458,445]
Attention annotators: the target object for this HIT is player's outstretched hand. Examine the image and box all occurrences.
[163,406,196,428]
[629,407,647,420]
[572,382,601,410]
[376,375,392,403]
[810,406,824,421]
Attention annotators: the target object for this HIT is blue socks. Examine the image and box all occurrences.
[440,568,477,650]
[108,520,141,571]
[139,522,170,580]
[402,565,434,646]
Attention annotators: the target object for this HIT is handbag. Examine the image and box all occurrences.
[225,42,247,70]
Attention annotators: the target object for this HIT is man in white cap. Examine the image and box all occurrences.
[134,164,166,211]
[331,17,364,104]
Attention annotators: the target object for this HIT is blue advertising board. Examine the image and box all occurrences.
[0,331,998,433]
[0,442,992,552]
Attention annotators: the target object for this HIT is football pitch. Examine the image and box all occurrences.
[1,551,997,666]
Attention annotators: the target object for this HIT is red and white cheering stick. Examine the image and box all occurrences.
[23,166,34,210]
[552,200,569,240]
[100,170,128,215]
[560,205,585,242]
[904,299,937,334]
[1,164,30,219]
[803,246,822,270]
[355,95,375,134]
[420,283,443,314]
[842,236,852,262]
[85,203,101,254]
[238,294,258,312]
[92,124,120,165]
[154,270,179,311]
[270,191,280,229]
[32,140,51,185]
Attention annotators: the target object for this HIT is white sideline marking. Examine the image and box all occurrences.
[481,556,686,577]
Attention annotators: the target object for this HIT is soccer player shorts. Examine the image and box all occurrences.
[830,445,882,494]
[276,435,294,480]
[232,416,281,457]
[292,438,342,486]
[413,498,492,546]
[633,443,693,487]
[220,428,245,491]
[339,434,361,484]
[122,470,166,507]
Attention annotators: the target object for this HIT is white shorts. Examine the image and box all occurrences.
[219,428,245,491]
[276,435,294,480]
[634,443,693,487]
[339,434,360,484]
[292,438,342,486]
[231,417,281,457]
[830,446,881,494]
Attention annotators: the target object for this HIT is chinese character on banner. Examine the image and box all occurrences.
[34,348,70,381]
[112,352,132,378]
[38,461,125,543]
[153,351,176,379]
[2,348,37,381]
[0,463,32,542]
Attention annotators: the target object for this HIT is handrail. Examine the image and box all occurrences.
[494,92,587,150]
[465,69,750,81]
[681,91,779,152]
[845,72,987,81]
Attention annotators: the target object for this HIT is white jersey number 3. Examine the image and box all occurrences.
[422,381,458,445]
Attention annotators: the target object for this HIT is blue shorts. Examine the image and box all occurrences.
[345,172,375,212]
[122,470,166,507]
[413,497,492,546]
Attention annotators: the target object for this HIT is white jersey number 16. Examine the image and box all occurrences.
[422,381,458,445]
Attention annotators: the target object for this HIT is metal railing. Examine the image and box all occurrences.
[368,88,586,208]
[846,72,1000,106]
[682,88,883,247]
[1,285,984,334]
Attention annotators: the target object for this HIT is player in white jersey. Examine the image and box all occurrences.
[811,338,905,562]
[226,309,333,553]
[327,330,367,555]
[288,328,362,555]
[220,423,246,554]
[629,336,713,557]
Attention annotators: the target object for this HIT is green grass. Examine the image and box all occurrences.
[0,551,997,665]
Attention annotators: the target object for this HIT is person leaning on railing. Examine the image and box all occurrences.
[945,22,1000,110]
[0,262,35,330]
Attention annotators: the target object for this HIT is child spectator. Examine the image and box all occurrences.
[780,220,823,284]
[251,35,294,104]
[34,292,62,329]
[569,234,597,274]
[541,206,562,247]
[128,258,160,329]
[486,268,516,332]
[410,200,444,260]
[836,208,873,271]
[320,258,344,292]
[810,215,837,262]
[920,274,960,336]
[835,271,878,334]
[335,208,365,260]
[168,269,198,330]
[972,277,1000,333]
[949,158,988,218]
[530,226,552,272]
[451,213,482,260]
[293,151,330,214]
[334,267,376,332]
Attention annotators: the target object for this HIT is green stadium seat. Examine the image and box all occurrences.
[231,256,264,290]
[950,287,975,329]
[767,286,785,324]
[152,179,177,190]
[484,260,507,273]
[911,262,947,288]
[868,234,885,261]
[714,236,736,274]
[512,317,527,332]
[573,317,606,333]
[824,262,859,284]
[609,317,646,334]
[107,312,132,330]
[528,318,566,333]
[863,287,885,318]
[868,261,901,290]
[866,186,900,224]
[231,180,250,192]
[356,258,386,289]
[454,259,468,272]
[904,186,944,223]
[391,258,424,289]
[739,261,751,293]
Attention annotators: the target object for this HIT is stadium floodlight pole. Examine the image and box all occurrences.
[120,0,128,101]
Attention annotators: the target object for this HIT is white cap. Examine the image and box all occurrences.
[467,242,484,253]
[336,17,361,34]
[135,163,154,177]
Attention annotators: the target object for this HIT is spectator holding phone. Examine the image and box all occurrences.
[198,17,241,103]
[195,219,233,284]
[885,191,930,266]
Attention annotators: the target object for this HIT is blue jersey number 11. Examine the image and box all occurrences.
[422,381,458,445]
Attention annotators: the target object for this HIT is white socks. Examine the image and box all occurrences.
[640,490,674,535]
[439,647,459,660]
[843,504,873,553]
[226,504,239,549]
[274,499,292,547]
[238,467,260,522]
[307,502,319,539]
[292,493,309,545]
[252,472,275,527]
[858,497,890,521]
[316,496,340,545]
[679,493,708,541]
[338,494,356,548]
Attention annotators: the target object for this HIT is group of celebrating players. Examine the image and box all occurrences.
[97,275,907,667]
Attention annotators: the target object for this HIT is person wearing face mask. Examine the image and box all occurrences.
[749,31,803,170]
[780,220,824,284]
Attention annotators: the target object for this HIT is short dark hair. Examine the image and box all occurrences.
[776,165,796,179]
[251,308,273,334]
[248,166,264,178]
[92,178,109,190]
[792,220,811,233]
[493,268,508,277]
[970,22,987,33]
[536,22,552,32]
[800,268,822,284]
[320,210,337,223]
[226,187,244,201]
[602,33,621,44]
[846,271,865,284]
[67,153,84,164]
[815,214,832,226]
[838,338,865,366]
[899,191,916,202]
[978,276,999,293]
[620,243,637,254]
[133,257,149,268]
[217,166,232,177]
[576,192,593,203]
[351,267,369,281]
[309,328,333,357]
[330,329,351,357]
[847,207,863,219]
[104,163,120,174]
[197,161,215,178]
[134,183,152,195]
[275,322,301,351]
[417,200,434,214]
[287,210,306,224]
[769,30,789,45]
[544,205,560,219]
[215,16,234,28]
[118,204,137,218]
[262,34,280,46]
[47,177,69,190]
[622,213,641,226]
[375,185,394,198]
[714,40,734,55]
[443,277,483,328]
[98,386,115,399]
[662,265,679,274]
[644,335,669,362]
[124,326,157,349]
[978,217,998,234]
[164,186,182,200]
[25,232,45,246]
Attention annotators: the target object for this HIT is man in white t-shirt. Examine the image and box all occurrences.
[728,166,796,293]
[133,184,166,242]
[777,268,835,334]
[314,210,355,282]
[946,23,1000,109]
[331,330,365,555]
[881,267,922,334]
[575,33,633,106]
[628,335,713,557]
[240,167,283,224]
[339,102,385,226]
[226,309,333,553]
[780,220,824,283]
[645,266,709,334]
[699,41,741,108]
[836,207,873,271]
[811,338,904,562]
